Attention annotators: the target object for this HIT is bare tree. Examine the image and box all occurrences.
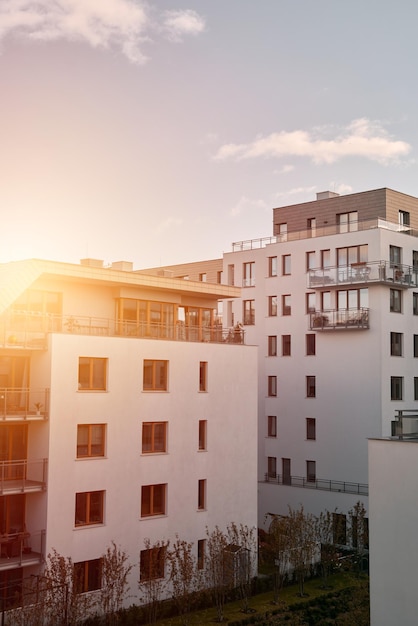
[139,538,169,625]
[286,506,317,597]
[101,542,133,625]
[205,526,230,623]
[226,522,257,613]
[167,535,202,625]
[316,510,340,588]
[265,513,291,603]
[348,501,369,575]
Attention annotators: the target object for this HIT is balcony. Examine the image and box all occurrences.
[308,261,416,290]
[0,459,47,494]
[391,410,418,439]
[0,529,45,571]
[0,314,245,346]
[309,308,369,331]
[263,473,368,496]
[0,389,49,421]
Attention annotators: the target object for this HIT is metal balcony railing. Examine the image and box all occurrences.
[309,308,369,331]
[0,529,45,571]
[308,260,417,289]
[0,388,49,420]
[264,473,369,496]
[0,459,47,494]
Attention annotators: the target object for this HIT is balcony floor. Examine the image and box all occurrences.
[0,551,42,571]
[0,479,45,495]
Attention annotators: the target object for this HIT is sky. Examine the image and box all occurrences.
[1,0,418,269]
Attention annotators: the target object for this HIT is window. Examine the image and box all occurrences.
[415,377,418,401]
[74,559,102,593]
[282,255,291,275]
[198,479,206,510]
[391,376,403,401]
[414,335,418,357]
[78,357,107,391]
[217,271,223,284]
[321,291,331,310]
[141,484,166,517]
[199,361,208,391]
[77,424,105,458]
[321,249,331,269]
[337,288,368,310]
[399,210,410,227]
[282,458,291,485]
[268,296,278,317]
[243,262,255,287]
[306,292,315,314]
[143,360,168,391]
[306,251,315,271]
[333,513,347,545]
[243,300,255,325]
[336,245,368,267]
[198,420,207,450]
[306,418,316,440]
[306,376,316,398]
[282,294,291,316]
[268,415,277,438]
[390,333,403,357]
[197,539,206,570]
[306,460,316,483]
[142,422,167,453]
[390,289,402,313]
[306,334,316,356]
[227,264,235,286]
[268,335,277,357]
[338,211,358,233]
[413,252,418,271]
[75,491,104,526]
[282,335,291,356]
[390,245,402,267]
[277,223,287,242]
[414,293,418,315]
[268,376,277,397]
[199,273,207,282]
[140,546,166,581]
[268,256,277,277]
[267,456,277,479]
[307,218,316,236]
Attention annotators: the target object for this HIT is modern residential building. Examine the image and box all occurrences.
[0,258,258,611]
[152,187,418,532]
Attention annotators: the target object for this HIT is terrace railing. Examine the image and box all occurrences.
[308,261,417,289]
[264,473,368,496]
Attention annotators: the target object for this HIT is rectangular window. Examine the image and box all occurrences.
[74,559,102,594]
[277,223,287,242]
[267,456,277,479]
[306,292,315,314]
[306,334,316,356]
[337,245,368,267]
[77,424,105,458]
[282,294,291,316]
[243,300,255,325]
[338,211,358,233]
[333,513,347,545]
[415,377,418,401]
[142,422,167,453]
[268,415,277,438]
[228,264,235,286]
[414,335,418,357]
[199,361,208,391]
[337,288,368,310]
[143,360,168,391]
[282,254,291,275]
[306,418,316,440]
[198,479,206,510]
[390,289,402,313]
[268,296,278,317]
[268,256,278,277]
[243,262,255,287]
[414,293,418,315]
[217,271,223,284]
[307,218,316,236]
[282,458,291,485]
[399,210,410,227]
[198,420,207,450]
[282,335,291,356]
[268,335,277,357]
[306,376,316,398]
[390,245,402,266]
[321,291,331,310]
[75,491,104,526]
[78,357,107,391]
[140,547,166,581]
[141,484,166,517]
[197,539,206,570]
[413,251,418,271]
[306,251,315,271]
[306,460,316,483]
[391,376,403,401]
[199,273,207,282]
[268,376,277,397]
[321,249,331,269]
[390,332,403,357]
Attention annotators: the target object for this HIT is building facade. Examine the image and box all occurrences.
[0,258,258,611]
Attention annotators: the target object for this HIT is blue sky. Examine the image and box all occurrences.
[1,1,417,268]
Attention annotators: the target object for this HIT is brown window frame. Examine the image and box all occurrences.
[78,357,107,391]
[75,491,104,527]
[143,360,168,391]
[142,422,167,454]
[141,484,166,517]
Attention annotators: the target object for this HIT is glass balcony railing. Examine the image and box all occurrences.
[391,410,418,439]
[0,388,49,420]
[0,458,47,494]
[308,261,417,289]
[309,308,369,331]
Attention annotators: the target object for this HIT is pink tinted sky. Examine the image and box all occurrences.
[0,0,417,269]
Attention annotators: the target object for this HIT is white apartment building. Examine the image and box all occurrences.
[153,188,418,534]
[0,258,258,611]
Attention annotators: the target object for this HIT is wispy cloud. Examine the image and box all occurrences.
[274,186,317,200]
[274,164,294,175]
[215,118,411,165]
[0,1,206,64]
[230,196,268,218]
